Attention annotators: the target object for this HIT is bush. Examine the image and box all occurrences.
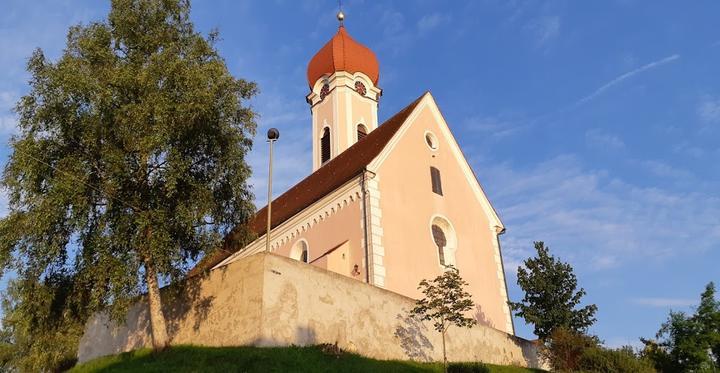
[447,362,490,373]
[578,346,655,373]
[542,327,599,371]
[576,347,613,372]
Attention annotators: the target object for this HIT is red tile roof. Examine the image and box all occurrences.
[188,93,425,277]
[307,26,380,88]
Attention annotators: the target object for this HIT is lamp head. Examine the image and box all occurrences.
[267,128,280,141]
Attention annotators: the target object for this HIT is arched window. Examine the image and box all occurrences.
[290,240,309,263]
[321,127,331,164]
[357,124,368,142]
[430,216,457,267]
[432,225,447,266]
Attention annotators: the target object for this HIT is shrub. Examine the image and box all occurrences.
[317,342,344,358]
[578,347,655,373]
[542,327,599,371]
[579,346,655,373]
[447,362,490,373]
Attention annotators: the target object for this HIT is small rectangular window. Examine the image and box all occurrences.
[430,167,443,196]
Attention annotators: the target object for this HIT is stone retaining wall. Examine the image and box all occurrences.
[78,253,542,368]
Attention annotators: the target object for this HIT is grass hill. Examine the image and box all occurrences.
[70,345,545,373]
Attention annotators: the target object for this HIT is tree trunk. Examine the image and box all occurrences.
[442,328,447,373]
[144,258,169,352]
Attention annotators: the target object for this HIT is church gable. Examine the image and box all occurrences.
[369,93,504,232]
[365,93,514,333]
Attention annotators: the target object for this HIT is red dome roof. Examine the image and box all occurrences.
[307,26,380,88]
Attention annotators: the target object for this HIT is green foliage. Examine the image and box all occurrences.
[447,362,490,373]
[578,346,655,373]
[642,282,720,372]
[411,266,477,334]
[541,327,599,371]
[509,241,597,341]
[69,345,544,373]
[0,0,257,370]
[0,276,85,372]
[411,266,477,372]
[542,327,655,373]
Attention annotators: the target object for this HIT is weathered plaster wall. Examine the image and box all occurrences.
[257,253,540,367]
[78,253,541,369]
[77,254,266,362]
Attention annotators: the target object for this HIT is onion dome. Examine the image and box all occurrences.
[306,26,380,88]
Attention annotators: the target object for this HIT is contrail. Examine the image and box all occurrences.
[576,54,680,106]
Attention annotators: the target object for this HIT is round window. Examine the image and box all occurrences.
[425,131,439,150]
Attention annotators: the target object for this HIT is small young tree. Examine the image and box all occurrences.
[411,266,476,372]
[509,241,597,341]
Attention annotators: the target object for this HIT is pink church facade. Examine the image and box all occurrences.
[194,23,514,336]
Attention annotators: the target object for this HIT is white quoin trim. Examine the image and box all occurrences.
[365,174,385,287]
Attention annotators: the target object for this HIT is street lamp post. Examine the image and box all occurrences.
[265,128,280,253]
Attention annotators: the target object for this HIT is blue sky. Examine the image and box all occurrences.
[1,0,719,348]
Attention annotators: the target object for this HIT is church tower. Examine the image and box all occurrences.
[306,13,382,171]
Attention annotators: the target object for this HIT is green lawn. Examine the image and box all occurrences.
[70,345,545,373]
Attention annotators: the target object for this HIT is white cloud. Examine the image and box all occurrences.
[585,129,625,150]
[478,155,720,272]
[0,115,17,136]
[632,298,696,308]
[417,13,451,35]
[376,9,416,55]
[0,91,16,107]
[380,9,405,36]
[636,160,693,180]
[576,54,680,106]
[0,91,19,137]
[0,188,7,218]
[462,115,526,140]
[246,91,312,208]
[697,95,720,124]
[672,142,716,159]
[527,16,560,47]
[591,255,618,270]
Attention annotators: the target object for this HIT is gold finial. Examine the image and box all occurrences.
[337,0,345,26]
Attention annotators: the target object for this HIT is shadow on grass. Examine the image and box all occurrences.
[70,345,546,373]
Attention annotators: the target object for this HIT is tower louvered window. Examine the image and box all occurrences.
[321,127,331,164]
[430,167,443,196]
[357,124,367,142]
[432,224,447,266]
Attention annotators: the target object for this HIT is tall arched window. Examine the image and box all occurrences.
[290,240,309,263]
[321,127,331,164]
[430,216,457,267]
[432,225,447,266]
[357,124,368,142]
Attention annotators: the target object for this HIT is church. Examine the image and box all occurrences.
[79,14,541,367]
[192,16,514,335]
